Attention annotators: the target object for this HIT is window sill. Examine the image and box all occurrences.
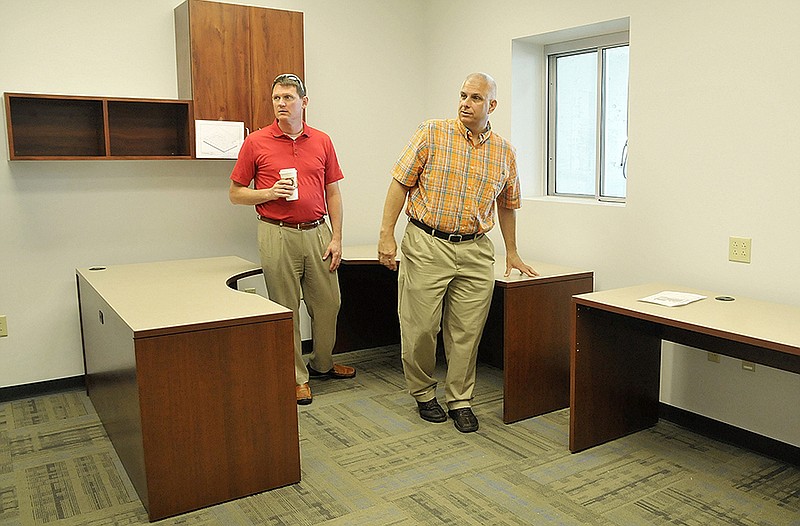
[522,195,626,207]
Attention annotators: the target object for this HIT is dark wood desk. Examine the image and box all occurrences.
[335,246,594,423]
[570,283,800,453]
[77,257,299,521]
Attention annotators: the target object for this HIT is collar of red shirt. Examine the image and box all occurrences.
[269,120,311,139]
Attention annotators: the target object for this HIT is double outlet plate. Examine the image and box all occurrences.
[728,237,751,263]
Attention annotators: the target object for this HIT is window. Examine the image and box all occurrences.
[546,32,629,201]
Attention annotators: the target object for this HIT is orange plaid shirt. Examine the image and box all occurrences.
[391,118,520,234]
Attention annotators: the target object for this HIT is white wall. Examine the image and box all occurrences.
[1,0,798,447]
[420,0,800,445]
[0,0,426,386]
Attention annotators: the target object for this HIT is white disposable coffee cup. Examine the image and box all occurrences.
[279,168,299,201]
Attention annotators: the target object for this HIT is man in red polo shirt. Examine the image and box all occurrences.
[229,73,355,406]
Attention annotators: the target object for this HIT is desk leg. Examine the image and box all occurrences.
[486,277,593,424]
[569,305,662,452]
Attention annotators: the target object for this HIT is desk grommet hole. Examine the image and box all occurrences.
[715,296,735,301]
[89,266,107,271]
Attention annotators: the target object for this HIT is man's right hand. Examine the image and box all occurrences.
[270,178,295,200]
[377,236,398,271]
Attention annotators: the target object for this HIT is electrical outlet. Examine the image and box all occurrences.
[707,352,720,363]
[728,236,751,263]
[0,315,7,337]
[243,288,257,294]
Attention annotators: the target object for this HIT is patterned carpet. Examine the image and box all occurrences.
[1,345,798,525]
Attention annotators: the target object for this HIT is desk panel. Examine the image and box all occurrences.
[570,283,800,453]
[492,273,594,423]
[77,257,299,521]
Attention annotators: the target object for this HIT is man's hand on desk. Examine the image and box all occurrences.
[505,253,538,278]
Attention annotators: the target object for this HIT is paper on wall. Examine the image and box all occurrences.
[195,120,244,159]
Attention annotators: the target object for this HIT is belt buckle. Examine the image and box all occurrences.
[447,233,463,242]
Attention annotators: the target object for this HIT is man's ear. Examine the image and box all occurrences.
[488,99,498,114]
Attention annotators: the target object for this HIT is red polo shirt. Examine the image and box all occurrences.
[230,120,344,223]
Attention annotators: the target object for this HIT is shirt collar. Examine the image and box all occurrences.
[455,118,492,145]
[270,120,310,139]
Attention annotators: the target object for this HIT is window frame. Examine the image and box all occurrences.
[545,31,629,202]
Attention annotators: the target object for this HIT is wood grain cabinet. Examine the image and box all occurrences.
[4,93,193,160]
[175,0,304,133]
[77,257,299,521]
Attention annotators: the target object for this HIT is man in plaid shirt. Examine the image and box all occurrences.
[378,72,537,433]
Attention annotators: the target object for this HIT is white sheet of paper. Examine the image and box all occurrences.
[638,291,707,307]
[195,120,244,159]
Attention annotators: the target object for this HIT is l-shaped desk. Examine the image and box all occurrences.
[336,245,594,424]
[77,257,299,521]
[76,252,593,520]
[570,283,800,453]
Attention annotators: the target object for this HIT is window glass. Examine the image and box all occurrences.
[601,45,629,199]
[546,33,629,201]
[554,51,597,195]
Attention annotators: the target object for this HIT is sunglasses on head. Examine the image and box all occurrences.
[272,73,305,93]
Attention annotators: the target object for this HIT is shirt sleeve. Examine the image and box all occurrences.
[497,143,521,209]
[323,135,345,185]
[391,122,429,187]
[230,135,256,187]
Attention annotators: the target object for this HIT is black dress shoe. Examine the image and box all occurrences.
[417,399,447,423]
[448,407,479,433]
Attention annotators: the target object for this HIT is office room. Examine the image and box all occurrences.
[1,0,798,524]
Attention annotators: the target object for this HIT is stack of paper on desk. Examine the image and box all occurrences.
[638,291,707,307]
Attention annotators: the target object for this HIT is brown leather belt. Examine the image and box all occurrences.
[259,216,325,230]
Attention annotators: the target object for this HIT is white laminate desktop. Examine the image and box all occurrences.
[77,256,288,337]
[342,243,590,283]
[573,283,800,356]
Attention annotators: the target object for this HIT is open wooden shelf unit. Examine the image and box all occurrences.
[5,93,194,160]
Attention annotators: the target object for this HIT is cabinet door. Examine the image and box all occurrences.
[249,7,304,131]
[184,0,252,129]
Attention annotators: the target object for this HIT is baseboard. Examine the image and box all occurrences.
[0,376,85,403]
[659,403,799,466]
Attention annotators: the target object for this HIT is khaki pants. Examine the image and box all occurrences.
[398,223,495,410]
[258,221,340,385]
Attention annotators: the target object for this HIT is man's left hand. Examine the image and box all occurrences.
[504,253,538,277]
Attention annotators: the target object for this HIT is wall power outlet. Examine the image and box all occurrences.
[728,236,751,263]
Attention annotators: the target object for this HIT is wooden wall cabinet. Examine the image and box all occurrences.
[4,93,193,160]
[175,0,304,133]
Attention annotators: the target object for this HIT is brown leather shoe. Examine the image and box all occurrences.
[296,383,312,405]
[307,363,356,379]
